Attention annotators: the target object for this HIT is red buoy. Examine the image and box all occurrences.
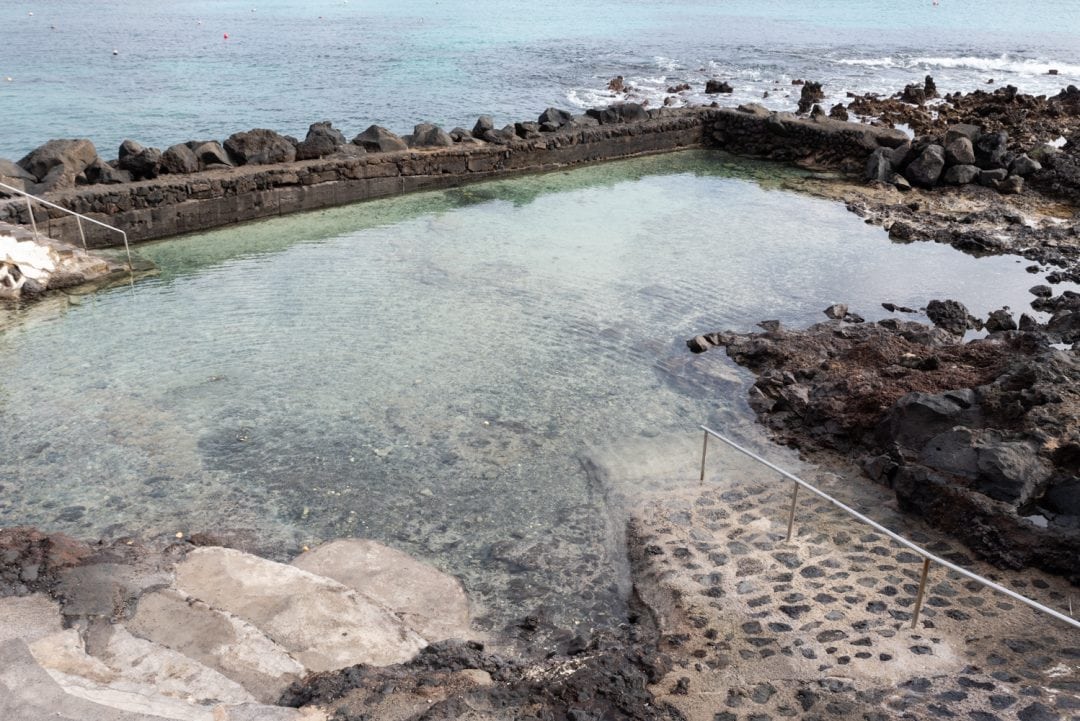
[223,32,229,39]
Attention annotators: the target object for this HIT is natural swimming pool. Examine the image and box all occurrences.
[0,151,1064,640]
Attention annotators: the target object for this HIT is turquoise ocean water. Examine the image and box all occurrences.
[2,0,1080,159]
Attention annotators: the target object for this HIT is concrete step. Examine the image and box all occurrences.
[292,538,472,643]
[0,639,171,721]
[28,626,254,721]
[125,588,306,704]
[173,547,427,672]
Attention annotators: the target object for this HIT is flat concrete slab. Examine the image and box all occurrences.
[0,593,64,644]
[292,539,472,642]
[30,627,254,721]
[175,547,426,671]
[0,639,170,721]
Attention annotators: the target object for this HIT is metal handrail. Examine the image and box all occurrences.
[699,425,1080,631]
[0,181,133,271]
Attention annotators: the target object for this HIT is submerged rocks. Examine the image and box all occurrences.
[352,125,408,153]
[223,128,297,166]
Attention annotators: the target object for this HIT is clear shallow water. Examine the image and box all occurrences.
[2,0,1080,159]
[0,151,1073,638]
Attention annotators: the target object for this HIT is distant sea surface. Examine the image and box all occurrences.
[1,0,1079,160]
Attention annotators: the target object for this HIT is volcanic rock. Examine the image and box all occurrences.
[353,125,408,153]
[296,121,347,160]
[224,129,296,166]
[17,139,98,191]
[160,143,199,174]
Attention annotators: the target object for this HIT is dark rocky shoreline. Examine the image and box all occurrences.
[687,293,1080,584]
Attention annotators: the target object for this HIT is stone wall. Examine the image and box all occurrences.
[0,106,908,249]
[704,105,909,172]
[0,111,706,248]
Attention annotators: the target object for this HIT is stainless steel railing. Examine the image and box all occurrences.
[699,425,1080,631]
[0,181,133,271]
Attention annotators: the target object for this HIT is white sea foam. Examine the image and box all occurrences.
[913,55,1080,76]
[838,54,1080,76]
[836,57,897,68]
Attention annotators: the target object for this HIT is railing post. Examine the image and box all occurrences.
[76,216,87,250]
[25,196,38,239]
[699,430,709,484]
[785,482,800,542]
[120,232,133,273]
[911,557,931,629]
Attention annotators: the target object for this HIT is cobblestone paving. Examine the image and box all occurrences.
[631,460,1080,721]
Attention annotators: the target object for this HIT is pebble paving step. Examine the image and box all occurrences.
[633,471,1080,721]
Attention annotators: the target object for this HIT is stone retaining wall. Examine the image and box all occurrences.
[704,105,909,172]
[0,107,907,249]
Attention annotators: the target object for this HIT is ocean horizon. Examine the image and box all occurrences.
[2,0,1079,160]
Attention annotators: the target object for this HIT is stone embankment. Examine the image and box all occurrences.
[9,77,1080,300]
[0,103,905,255]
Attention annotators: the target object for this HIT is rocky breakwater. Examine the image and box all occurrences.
[0,95,920,252]
[0,105,708,249]
[847,82,1080,204]
[864,121,1043,195]
[687,299,1080,584]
